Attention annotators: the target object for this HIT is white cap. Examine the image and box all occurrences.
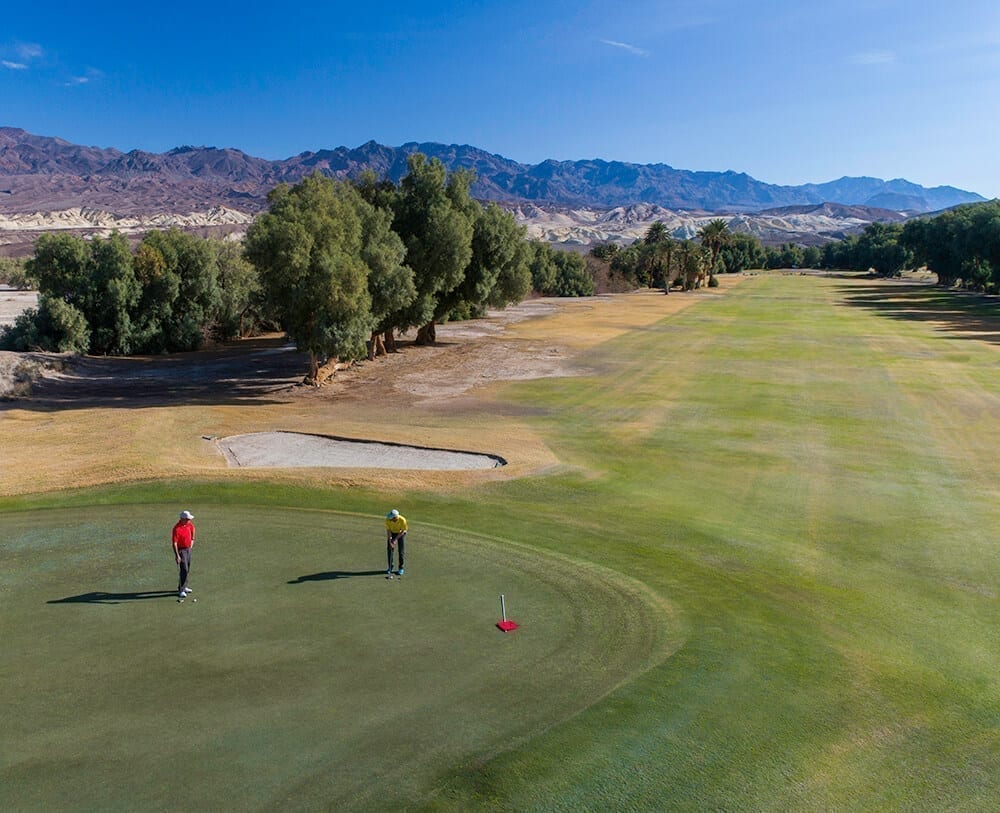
[180,510,194,520]
[387,509,399,519]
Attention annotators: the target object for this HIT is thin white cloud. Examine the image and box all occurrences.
[600,39,650,57]
[14,42,43,61]
[2,60,28,70]
[848,50,896,65]
[63,68,103,87]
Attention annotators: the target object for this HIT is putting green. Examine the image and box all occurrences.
[0,504,678,810]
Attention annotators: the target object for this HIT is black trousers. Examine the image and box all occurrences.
[387,534,405,570]
[177,548,192,592]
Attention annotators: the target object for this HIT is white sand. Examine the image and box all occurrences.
[217,431,505,470]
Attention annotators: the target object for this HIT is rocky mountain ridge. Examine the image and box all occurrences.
[0,127,987,254]
[0,127,984,215]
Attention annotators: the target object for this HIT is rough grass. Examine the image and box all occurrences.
[1,275,997,810]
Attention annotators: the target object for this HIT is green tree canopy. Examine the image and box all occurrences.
[214,240,264,341]
[391,155,475,344]
[245,173,374,381]
[87,232,140,355]
[438,202,531,322]
[902,200,1000,290]
[0,294,90,354]
[137,229,221,352]
[719,232,767,274]
[529,243,595,297]
[358,191,414,357]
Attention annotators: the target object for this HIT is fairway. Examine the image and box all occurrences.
[2,275,998,810]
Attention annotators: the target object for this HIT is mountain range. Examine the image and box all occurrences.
[0,127,985,216]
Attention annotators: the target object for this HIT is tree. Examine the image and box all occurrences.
[821,235,859,270]
[437,202,531,324]
[131,240,179,353]
[697,219,731,285]
[641,222,677,291]
[136,229,221,352]
[550,249,594,296]
[529,242,559,293]
[245,174,374,383]
[719,232,767,273]
[800,245,822,269]
[25,231,139,355]
[390,155,474,345]
[529,243,594,296]
[86,232,140,355]
[589,242,621,261]
[608,241,646,289]
[359,195,414,357]
[0,257,32,289]
[26,233,90,308]
[678,240,707,290]
[766,243,805,269]
[0,294,89,353]
[214,240,263,340]
[214,241,261,339]
[854,222,912,277]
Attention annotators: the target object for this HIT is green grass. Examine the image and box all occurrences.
[0,504,673,811]
[2,275,998,810]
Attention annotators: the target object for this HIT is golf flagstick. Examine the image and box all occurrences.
[496,593,519,631]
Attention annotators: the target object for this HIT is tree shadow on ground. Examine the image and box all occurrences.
[837,283,1000,346]
[48,590,178,605]
[2,336,309,412]
[287,570,385,584]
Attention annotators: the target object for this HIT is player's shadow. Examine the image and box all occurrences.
[48,590,178,605]
[288,570,385,584]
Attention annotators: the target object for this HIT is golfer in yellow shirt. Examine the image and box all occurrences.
[385,509,408,578]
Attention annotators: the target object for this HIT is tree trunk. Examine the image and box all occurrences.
[368,331,386,360]
[306,356,351,386]
[383,329,397,353]
[415,320,437,345]
[306,351,319,384]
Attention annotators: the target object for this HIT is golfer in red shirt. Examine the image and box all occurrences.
[172,510,196,600]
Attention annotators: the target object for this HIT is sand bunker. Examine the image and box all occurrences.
[216,431,506,470]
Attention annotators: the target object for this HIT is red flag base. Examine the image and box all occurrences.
[496,619,519,632]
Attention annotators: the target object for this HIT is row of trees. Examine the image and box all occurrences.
[903,200,1000,290]
[819,222,911,277]
[592,219,782,290]
[819,201,1000,291]
[2,155,556,381]
[244,157,534,381]
[2,229,259,355]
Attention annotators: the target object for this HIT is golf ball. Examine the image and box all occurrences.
[192,598,198,602]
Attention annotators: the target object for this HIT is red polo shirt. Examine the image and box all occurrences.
[172,520,195,549]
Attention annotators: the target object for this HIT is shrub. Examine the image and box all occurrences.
[0,295,90,353]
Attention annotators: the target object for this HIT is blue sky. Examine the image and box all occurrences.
[3,1,999,196]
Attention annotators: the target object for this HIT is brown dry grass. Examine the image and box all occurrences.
[0,284,736,497]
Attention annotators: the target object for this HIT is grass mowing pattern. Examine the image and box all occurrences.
[419,276,999,810]
[0,504,676,811]
[2,275,997,810]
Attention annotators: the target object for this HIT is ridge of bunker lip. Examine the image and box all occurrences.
[215,430,507,470]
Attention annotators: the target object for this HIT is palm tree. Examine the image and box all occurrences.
[643,221,676,291]
[697,219,732,286]
[678,240,707,291]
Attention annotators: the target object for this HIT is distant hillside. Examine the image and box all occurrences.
[511,202,909,248]
[0,127,985,216]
